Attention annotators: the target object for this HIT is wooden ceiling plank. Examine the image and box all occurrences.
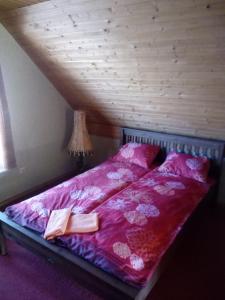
[1,0,225,139]
[0,0,49,11]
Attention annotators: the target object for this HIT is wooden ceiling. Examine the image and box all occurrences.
[0,0,48,11]
[1,0,225,139]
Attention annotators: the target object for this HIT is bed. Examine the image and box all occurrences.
[0,127,224,300]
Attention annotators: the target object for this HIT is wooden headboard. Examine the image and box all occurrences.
[121,127,225,178]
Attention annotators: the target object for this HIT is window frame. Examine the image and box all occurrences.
[0,65,16,171]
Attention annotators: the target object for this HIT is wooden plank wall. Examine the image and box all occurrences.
[0,0,47,11]
[0,0,225,139]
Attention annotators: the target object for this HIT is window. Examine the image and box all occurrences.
[0,131,4,169]
[0,66,16,171]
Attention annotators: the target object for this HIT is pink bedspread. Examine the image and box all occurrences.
[5,160,211,287]
[58,171,211,287]
[5,159,148,232]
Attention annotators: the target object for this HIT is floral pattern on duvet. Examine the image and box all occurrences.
[59,171,211,287]
[5,160,149,232]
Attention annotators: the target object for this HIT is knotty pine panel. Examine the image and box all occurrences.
[0,0,48,11]
[1,0,225,139]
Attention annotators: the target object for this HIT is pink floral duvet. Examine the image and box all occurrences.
[5,161,211,287]
[5,159,148,232]
[58,171,211,287]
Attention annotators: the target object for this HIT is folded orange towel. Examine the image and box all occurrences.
[66,213,99,234]
[44,207,71,240]
[44,208,99,240]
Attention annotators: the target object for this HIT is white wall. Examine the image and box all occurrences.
[90,135,119,166]
[0,24,74,200]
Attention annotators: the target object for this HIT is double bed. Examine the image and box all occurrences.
[0,127,224,299]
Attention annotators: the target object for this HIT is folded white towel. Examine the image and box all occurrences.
[44,208,99,240]
[66,213,99,234]
[44,207,71,240]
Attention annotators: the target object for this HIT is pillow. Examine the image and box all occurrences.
[111,142,160,169]
[157,152,210,183]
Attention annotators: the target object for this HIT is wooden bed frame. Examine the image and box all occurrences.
[0,127,224,300]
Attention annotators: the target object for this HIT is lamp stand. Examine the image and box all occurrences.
[77,155,84,172]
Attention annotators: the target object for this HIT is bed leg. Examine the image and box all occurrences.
[0,224,7,255]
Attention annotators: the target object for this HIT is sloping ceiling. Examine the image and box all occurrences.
[0,0,48,11]
[0,0,225,139]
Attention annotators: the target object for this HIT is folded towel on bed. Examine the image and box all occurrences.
[44,207,72,240]
[65,213,99,234]
[44,208,99,240]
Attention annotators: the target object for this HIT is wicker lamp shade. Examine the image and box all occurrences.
[68,111,93,156]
